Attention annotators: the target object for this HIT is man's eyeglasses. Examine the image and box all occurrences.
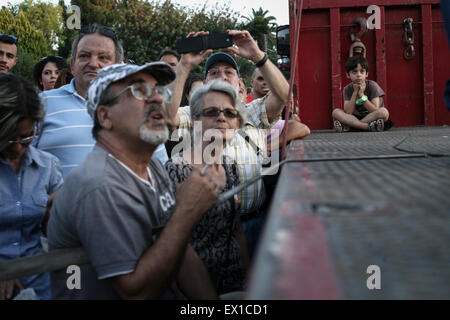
[7,124,39,146]
[201,107,239,119]
[105,82,173,105]
[8,135,35,146]
[8,127,37,146]
[0,33,18,44]
[80,25,117,40]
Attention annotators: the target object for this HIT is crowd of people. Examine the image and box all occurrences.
[0,22,389,300]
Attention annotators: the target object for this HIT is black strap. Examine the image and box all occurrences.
[255,52,268,68]
[216,160,238,293]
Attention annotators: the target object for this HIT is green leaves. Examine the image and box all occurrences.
[65,0,241,64]
[0,7,50,62]
[242,6,277,52]
[1,0,280,83]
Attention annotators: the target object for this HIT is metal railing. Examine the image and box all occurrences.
[0,247,88,281]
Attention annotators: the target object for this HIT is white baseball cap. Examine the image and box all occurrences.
[86,62,176,118]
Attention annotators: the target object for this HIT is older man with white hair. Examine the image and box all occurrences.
[47,62,225,300]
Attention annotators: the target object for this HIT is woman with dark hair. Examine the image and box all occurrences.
[0,73,63,299]
[33,56,69,91]
[180,72,204,107]
[54,68,73,89]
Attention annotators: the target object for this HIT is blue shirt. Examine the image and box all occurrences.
[34,80,96,180]
[0,146,63,299]
[34,80,169,179]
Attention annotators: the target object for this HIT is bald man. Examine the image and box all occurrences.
[247,68,269,103]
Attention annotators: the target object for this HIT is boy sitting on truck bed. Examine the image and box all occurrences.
[332,55,392,132]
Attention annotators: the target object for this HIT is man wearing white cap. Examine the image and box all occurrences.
[47,62,225,299]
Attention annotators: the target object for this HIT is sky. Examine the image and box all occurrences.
[172,0,289,26]
[0,0,290,26]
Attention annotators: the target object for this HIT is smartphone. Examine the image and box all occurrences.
[176,33,233,54]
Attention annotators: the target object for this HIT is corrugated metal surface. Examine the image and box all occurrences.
[247,126,450,299]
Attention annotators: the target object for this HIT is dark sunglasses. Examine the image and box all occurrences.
[0,33,18,44]
[80,25,117,40]
[201,107,239,119]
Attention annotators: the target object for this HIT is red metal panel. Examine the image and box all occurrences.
[375,6,388,108]
[385,6,424,126]
[291,0,448,129]
[422,4,435,125]
[330,7,342,114]
[296,10,332,129]
[432,5,450,125]
[271,202,342,299]
[304,0,440,9]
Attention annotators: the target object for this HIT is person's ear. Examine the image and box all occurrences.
[97,105,113,130]
[346,72,350,79]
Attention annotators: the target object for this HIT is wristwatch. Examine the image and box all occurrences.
[356,95,368,104]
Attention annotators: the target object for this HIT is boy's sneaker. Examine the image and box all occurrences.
[334,120,349,133]
[368,119,384,132]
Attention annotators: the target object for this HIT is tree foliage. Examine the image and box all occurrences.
[1,0,284,83]
[68,0,240,64]
[242,7,277,52]
[17,0,65,51]
[1,1,65,80]
[0,8,49,59]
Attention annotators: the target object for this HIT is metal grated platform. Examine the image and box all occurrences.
[247,126,450,299]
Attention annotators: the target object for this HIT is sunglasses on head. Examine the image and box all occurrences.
[0,33,18,44]
[201,107,239,119]
[40,55,64,61]
[80,25,117,40]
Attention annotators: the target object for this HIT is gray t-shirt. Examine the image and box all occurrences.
[343,80,385,116]
[47,146,176,299]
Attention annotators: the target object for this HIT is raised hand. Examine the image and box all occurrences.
[226,30,265,63]
[359,82,366,96]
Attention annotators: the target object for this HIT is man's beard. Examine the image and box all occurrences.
[139,124,169,145]
[139,104,169,145]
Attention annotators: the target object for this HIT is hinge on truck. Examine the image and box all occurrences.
[403,18,415,60]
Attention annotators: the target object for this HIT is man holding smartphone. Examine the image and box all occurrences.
[166,29,290,258]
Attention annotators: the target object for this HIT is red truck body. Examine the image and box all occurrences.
[288,0,450,129]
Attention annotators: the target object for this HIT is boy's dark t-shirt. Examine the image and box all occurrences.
[343,80,385,116]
